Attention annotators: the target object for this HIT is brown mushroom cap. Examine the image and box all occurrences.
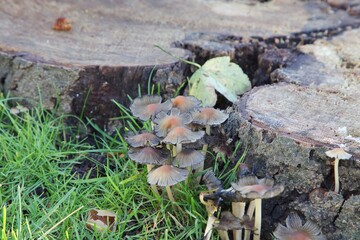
[202,170,223,191]
[171,95,202,113]
[273,212,325,240]
[325,148,352,160]
[130,95,172,121]
[192,107,229,126]
[173,149,205,168]
[239,215,255,231]
[128,147,169,165]
[147,165,188,186]
[125,131,160,147]
[231,176,284,199]
[153,108,192,137]
[213,211,243,231]
[162,126,205,144]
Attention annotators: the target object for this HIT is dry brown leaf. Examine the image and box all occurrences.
[53,17,72,31]
[86,209,117,232]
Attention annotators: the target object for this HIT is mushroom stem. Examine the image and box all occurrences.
[244,200,256,240]
[176,143,182,156]
[165,185,176,202]
[195,126,210,181]
[147,164,160,196]
[334,157,340,193]
[253,198,262,240]
[172,145,177,157]
[204,215,217,240]
[218,230,230,240]
[202,124,210,155]
[147,164,154,172]
[232,202,246,240]
[205,125,211,135]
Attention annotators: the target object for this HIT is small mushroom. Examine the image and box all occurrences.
[128,146,169,195]
[130,95,172,121]
[171,95,202,113]
[202,170,223,191]
[147,165,188,202]
[173,149,205,168]
[153,108,192,137]
[192,107,229,135]
[125,131,160,147]
[231,176,284,240]
[325,148,352,193]
[191,107,229,176]
[273,212,325,240]
[238,215,255,232]
[214,211,243,240]
[214,211,248,231]
[127,147,169,165]
[162,126,204,154]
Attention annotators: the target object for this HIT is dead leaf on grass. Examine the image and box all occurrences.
[10,105,29,115]
[86,209,117,232]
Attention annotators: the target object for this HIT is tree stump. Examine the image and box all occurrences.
[1,0,359,127]
[1,0,360,238]
[231,28,360,239]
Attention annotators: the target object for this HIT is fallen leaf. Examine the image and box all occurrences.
[189,56,251,107]
[10,105,29,115]
[10,108,20,115]
[53,17,72,31]
[86,209,117,232]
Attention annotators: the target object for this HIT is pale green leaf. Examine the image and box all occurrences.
[189,56,251,107]
[189,69,217,107]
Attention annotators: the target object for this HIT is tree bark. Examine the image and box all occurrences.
[223,29,360,239]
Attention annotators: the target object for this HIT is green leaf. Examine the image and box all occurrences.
[189,69,217,107]
[189,56,251,107]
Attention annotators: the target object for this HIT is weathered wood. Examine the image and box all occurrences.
[228,28,360,239]
[0,0,359,126]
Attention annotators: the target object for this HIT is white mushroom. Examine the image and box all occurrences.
[325,148,352,193]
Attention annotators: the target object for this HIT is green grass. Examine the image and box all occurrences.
[0,97,215,240]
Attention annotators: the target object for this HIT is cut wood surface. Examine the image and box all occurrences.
[268,28,360,155]
[0,0,359,126]
[229,29,360,239]
[0,0,358,66]
[233,28,360,196]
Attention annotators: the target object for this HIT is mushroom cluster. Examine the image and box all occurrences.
[199,164,327,240]
[200,170,259,240]
[125,94,229,202]
[200,169,285,240]
[231,175,285,240]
